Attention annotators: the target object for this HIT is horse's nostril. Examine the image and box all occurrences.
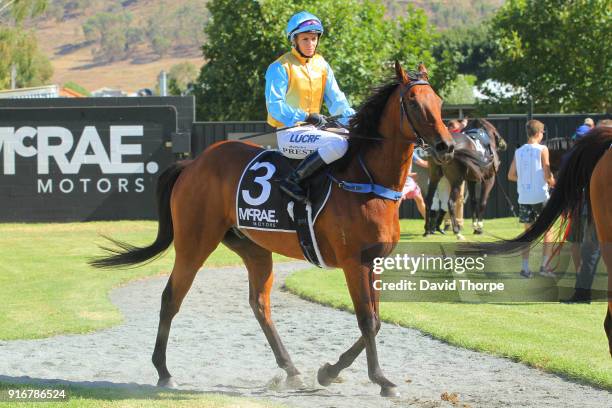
[435,141,449,153]
[448,144,455,154]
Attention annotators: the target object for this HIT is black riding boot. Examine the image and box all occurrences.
[435,210,447,234]
[279,151,327,203]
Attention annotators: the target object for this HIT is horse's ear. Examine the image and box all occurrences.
[417,62,429,81]
[395,60,409,84]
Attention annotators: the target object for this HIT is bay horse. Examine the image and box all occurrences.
[465,126,612,355]
[91,62,455,397]
[423,119,507,238]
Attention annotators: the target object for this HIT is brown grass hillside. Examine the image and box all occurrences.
[30,0,205,93]
[27,0,502,94]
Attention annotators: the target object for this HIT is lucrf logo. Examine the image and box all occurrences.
[0,125,158,194]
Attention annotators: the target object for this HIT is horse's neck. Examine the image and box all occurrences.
[362,136,414,193]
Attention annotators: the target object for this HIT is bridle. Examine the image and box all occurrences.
[398,79,433,148]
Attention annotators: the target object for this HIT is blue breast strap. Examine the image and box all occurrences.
[327,155,403,201]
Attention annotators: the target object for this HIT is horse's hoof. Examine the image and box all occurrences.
[474,229,483,235]
[456,234,466,241]
[317,363,335,387]
[157,377,177,388]
[380,385,400,398]
[285,374,306,389]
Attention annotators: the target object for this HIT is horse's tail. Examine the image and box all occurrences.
[453,148,490,181]
[466,128,612,255]
[89,160,191,268]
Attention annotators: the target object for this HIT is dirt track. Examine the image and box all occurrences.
[0,261,610,407]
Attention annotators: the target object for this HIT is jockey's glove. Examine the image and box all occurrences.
[304,113,327,128]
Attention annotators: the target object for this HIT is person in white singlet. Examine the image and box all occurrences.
[508,119,556,278]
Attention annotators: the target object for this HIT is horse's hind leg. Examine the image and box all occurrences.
[476,176,495,234]
[467,181,478,233]
[447,182,465,240]
[223,231,303,386]
[152,221,228,387]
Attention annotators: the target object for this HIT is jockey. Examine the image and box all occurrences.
[265,11,355,202]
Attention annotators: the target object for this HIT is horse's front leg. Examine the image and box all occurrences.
[424,173,441,237]
[342,261,398,397]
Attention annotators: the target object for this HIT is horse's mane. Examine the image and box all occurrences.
[348,79,400,139]
[331,79,400,171]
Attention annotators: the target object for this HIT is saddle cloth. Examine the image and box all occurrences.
[236,150,332,267]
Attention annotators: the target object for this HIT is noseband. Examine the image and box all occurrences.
[398,79,432,148]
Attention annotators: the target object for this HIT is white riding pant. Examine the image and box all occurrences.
[277,126,349,164]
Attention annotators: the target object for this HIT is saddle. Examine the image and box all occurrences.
[464,128,493,161]
[236,150,332,267]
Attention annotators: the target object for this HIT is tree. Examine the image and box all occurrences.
[487,0,611,113]
[168,62,199,96]
[83,11,136,62]
[194,0,438,121]
[441,74,476,105]
[0,0,52,89]
[432,24,495,85]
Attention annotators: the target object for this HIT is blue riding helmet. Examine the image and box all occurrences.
[286,11,324,41]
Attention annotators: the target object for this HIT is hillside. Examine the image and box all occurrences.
[29,0,206,93]
[27,0,503,93]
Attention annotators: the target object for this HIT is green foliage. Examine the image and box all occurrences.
[432,24,495,84]
[0,1,52,89]
[195,0,438,121]
[168,61,199,96]
[83,11,137,62]
[441,74,476,105]
[6,0,48,24]
[487,0,611,113]
[63,80,91,96]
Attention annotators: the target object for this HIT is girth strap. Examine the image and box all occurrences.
[327,155,403,201]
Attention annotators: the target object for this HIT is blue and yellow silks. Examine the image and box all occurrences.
[265,48,355,128]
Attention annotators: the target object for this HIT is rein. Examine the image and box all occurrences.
[327,80,434,201]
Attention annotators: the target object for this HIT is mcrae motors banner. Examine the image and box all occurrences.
[0,106,176,221]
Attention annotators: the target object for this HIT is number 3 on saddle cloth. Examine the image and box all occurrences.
[236,149,334,268]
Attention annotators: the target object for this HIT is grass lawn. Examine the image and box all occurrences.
[0,382,282,408]
[0,221,288,341]
[285,218,612,390]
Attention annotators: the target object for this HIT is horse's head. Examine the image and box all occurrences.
[394,61,455,162]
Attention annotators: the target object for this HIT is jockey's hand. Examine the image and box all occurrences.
[304,113,327,128]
